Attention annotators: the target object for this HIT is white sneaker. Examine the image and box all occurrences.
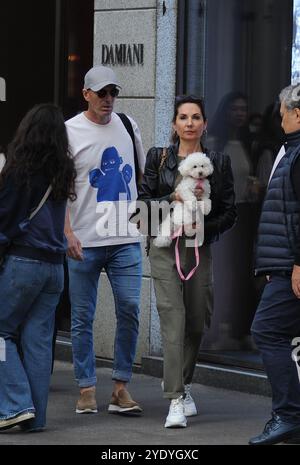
[164,396,187,428]
[184,384,198,417]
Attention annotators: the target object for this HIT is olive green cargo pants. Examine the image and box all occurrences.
[149,239,213,399]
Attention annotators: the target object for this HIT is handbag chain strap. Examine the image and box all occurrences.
[158,147,168,172]
[29,185,53,220]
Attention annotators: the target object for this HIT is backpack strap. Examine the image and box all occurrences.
[117,113,139,186]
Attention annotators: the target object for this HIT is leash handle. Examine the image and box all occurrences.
[173,227,200,281]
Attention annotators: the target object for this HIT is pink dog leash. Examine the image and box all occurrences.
[172,178,203,281]
[195,179,204,191]
[172,227,200,281]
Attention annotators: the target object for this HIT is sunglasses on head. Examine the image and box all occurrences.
[94,87,119,98]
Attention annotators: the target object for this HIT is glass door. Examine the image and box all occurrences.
[177,0,293,368]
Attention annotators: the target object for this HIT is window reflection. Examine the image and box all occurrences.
[206,93,285,353]
[208,92,254,203]
[292,0,300,84]
[252,103,284,191]
[207,92,261,351]
[208,108,285,358]
[178,0,293,359]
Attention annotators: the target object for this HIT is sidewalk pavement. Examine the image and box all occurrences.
[0,361,272,446]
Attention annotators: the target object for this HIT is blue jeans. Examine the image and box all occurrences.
[68,243,142,387]
[0,256,63,429]
[251,275,300,423]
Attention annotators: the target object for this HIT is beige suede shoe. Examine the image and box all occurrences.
[76,389,98,414]
[108,389,142,414]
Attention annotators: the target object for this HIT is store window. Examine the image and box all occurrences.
[178,0,293,367]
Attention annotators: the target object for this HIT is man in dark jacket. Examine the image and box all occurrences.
[249,84,300,445]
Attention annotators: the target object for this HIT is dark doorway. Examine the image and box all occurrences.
[0,0,94,150]
[0,0,56,150]
[54,0,94,333]
[56,0,94,120]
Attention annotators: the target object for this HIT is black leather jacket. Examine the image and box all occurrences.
[138,144,237,244]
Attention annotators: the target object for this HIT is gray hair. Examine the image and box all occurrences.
[279,83,300,110]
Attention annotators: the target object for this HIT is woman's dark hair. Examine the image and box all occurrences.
[209,91,251,153]
[171,95,207,144]
[1,103,76,201]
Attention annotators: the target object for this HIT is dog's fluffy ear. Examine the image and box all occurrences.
[178,158,190,177]
[206,160,214,176]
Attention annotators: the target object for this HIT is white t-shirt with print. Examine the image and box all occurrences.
[66,112,145,247]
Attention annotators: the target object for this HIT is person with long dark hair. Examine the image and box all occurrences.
[138,95,236,428]
[0,103,76,432]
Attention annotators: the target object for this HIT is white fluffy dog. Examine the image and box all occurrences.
[154,152,214,247]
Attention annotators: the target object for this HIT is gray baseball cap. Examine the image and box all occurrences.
[84,66,121,91]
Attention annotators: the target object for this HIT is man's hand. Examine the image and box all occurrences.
[66,231,83,261]
[292,265,300,299]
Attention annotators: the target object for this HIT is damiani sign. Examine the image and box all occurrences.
[102,44,144,66]
[0,77,6,101]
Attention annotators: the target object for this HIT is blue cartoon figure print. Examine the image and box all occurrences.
[89,147,133,202]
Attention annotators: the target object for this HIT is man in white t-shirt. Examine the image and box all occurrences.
[65,66,145,416]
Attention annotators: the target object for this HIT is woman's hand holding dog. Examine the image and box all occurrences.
[195,187,204,200]
[171,187,204,203]
[170,192,183,202]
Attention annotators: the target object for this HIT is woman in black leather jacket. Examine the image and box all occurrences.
[138,95,236,428]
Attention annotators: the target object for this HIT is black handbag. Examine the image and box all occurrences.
[0,185,52,266]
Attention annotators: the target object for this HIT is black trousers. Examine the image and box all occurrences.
[251,275,300,422]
